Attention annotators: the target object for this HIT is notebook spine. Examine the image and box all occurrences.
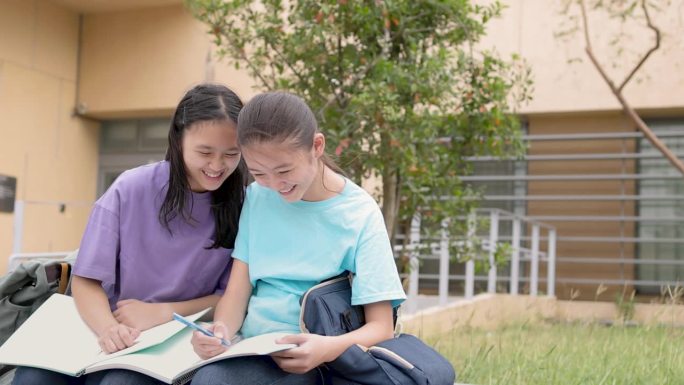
[173,368,198,385]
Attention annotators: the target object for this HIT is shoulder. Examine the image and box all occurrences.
[111,161,169,194]
[340,179,381,210]
[96,161,169,210]
[117,161,169,186]
[242,182,273,212]
[336,179,386,229]
[245,181,260,196]
[244,181,277,203]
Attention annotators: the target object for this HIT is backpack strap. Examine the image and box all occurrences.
[57,262,71,295]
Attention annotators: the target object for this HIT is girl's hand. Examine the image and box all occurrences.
[271,334,339,374]
[113,299,171,330]
[97,323,140,354]
[191,321,230,360]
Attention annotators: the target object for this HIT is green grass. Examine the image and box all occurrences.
[427,322,684,385]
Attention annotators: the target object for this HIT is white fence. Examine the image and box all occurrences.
[396,208,557,308]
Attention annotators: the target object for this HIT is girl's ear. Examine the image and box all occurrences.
[312,133,325,158]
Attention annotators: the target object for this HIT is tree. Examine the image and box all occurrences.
[560,0,684,175]
[187,0,532,253]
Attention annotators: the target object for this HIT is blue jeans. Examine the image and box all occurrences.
[190,356,323,385]
[12,366,165,385]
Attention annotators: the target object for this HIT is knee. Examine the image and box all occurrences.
[190,364,224,385]
[190,357,275,385]
[12,367,71,385]
[96,370,159,385]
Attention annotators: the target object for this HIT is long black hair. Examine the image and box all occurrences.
[159,83,246,249]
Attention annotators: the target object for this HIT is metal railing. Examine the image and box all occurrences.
[395,208,557,310]
[468,126,684,295]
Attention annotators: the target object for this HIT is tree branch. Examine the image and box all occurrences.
[315,53,383,121]
[337,30,344,101]
[617,0,661,93]
[579,0,684,176]
[265,41,315,93]
[579,0,618,88]
[224,37,274,89]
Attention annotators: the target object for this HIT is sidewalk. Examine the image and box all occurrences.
[400,294,465,316]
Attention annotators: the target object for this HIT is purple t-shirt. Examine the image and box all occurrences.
[73,161,233,310]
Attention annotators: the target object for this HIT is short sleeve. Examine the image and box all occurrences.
[73,203,120,290]
[350,210,406,308]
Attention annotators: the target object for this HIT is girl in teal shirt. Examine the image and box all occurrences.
[190,92,405,385]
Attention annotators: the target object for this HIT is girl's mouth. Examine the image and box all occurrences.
[202,170,224,179]
[279,185,295,195]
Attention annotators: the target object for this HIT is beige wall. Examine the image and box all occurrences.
[0,0,99,274]
[74,0,684,117]
[76,0,684,116]
[77,4,256,119]
[77,0,684,118]
[483,0,684,114]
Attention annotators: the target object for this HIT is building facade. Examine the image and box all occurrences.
[1,0,682,300]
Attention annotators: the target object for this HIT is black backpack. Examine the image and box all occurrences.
[300,273,456,385]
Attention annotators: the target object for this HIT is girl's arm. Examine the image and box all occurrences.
[327,300,395,354]
[73,276,223,351]
[271,300,395,374]
[111,294,221,331]
[71,275,140,353]
[191,259,252,359]
[213,259,252,334]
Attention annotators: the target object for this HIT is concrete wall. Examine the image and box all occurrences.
[482,0,684,115]
[77,4,256,119]
[0,0,99,274]
[401,294,684,337]
[76,0,684,118]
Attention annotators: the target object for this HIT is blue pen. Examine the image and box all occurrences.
[172,313,233,347]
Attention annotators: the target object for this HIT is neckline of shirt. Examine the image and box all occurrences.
[290,177,350,209]
[254,177,352,211]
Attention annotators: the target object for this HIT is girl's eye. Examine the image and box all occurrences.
[278,170,291,175]
[198,152,211,156]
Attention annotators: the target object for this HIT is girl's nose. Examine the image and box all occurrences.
[266,176,285,191]
[210,155,225,170]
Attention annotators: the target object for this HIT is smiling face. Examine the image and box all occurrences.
[241,135,326,202]
[182,119,241,192]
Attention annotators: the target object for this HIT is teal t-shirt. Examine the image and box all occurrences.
[233,179,406,338]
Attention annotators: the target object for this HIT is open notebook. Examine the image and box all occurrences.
[0,294,295,384]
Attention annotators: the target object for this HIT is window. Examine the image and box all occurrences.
[637,120,684,293]
[98,119,168,196]
[469,159,527,217]
[100,119,170,153]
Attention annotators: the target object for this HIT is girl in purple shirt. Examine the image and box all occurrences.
[12,84,246,385]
